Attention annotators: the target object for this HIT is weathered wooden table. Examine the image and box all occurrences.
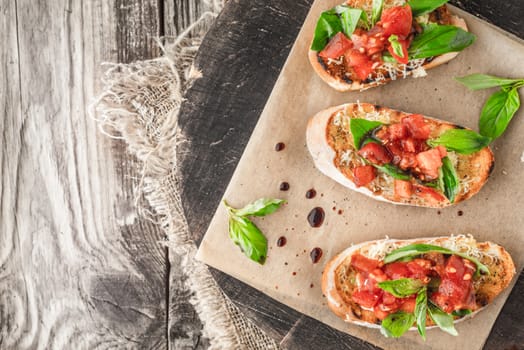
[2,0,522,349]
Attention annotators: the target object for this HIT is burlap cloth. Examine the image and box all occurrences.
[90,2,280,349]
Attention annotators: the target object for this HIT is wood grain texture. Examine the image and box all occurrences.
[1,1,167,349]
[179,0,524,349]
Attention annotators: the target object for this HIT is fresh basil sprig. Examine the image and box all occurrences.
[311,6,364,51]
[350,118,383,149]
[415,288,428,340]
[408,0,449,17]
[388,35,404,58]
[479,88,520,140]
[311,10,343,51]
[384,243,490,277]
[438,156,459,203]
[224,198,285,264]
[371,0,384,27]
[456,74,524,140]
[377,278,424,297]
[428,302,458,336]
[373,163,411,181]
[380,311,416,338]
[408,24,476,59]
[455,74,524,91]
[428,129,491,155]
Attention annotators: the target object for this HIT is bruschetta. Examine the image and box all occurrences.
[306,103,494,208]
[322,235,515,338]
[309,0,475,91]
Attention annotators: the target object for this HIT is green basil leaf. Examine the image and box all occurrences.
[359,11,370,30]
[408,0,449,17]
[378,278,424,298]
[311,10,343,51]
[371,0,384,27]
[415,288,428,340]
[335,5,363,37]
[388,34,404,57]
[408,24,476,59]
[455,74,524,91]
[439,156,459,203]
[380,311,416,338]
[428,302,458,336]
[228,215,267,264]
[428,129,491,154]
[479,88,521,140]
[373,163,411,181]
[234,198,286,217]
[350,118,384,149]
[384,243,490,277]
[452,309,472,317]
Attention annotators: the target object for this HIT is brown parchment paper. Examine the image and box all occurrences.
[196,2,524,349]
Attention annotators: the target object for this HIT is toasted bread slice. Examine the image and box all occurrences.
[322,235,516,329]
[309,2,469,91]
[306,103,494,208]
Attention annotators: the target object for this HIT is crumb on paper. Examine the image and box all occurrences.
[521,151,524,163]
[502,169,508,175]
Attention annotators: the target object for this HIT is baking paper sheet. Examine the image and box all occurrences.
[197,2,524,349]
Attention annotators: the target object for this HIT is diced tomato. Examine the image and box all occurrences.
[382,292,397,305]
[387,123,408,140]
[387,38,409,64]
[402,114,431,140]
[379,6,413,38]
[319,32,353,59]
[350,30,368,50]
[351,253,381,273]
[394,180,413,199]
[344,49,375,80]
[353,165,377,187]
[401,138,417,153]
[352,290,380,309]
[406,259,431,279]
[384,262,411,279]
[398,153,417,170]
[431,255,477,313]
[373,306,390,320]
[370,268,388,282]
[416,148,444,179]
[399,297,417,313]
[436,145,447,158]
[358,143,392,165]
[413,185,447,203]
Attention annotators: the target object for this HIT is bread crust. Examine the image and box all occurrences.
[306,103,494,208]
[308,6,468,91]
[321,236,516,329]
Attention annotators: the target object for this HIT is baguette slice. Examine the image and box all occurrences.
[306,103,494,208]
[309,2,469,91]
[322,235,516,330]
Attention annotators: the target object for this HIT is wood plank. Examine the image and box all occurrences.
[0,1,167,348]
[179,0,524,348]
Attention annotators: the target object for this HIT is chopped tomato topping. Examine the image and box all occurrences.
[353,165,377,187]
[358,143,392,165]
[351,252,477,320]
[379,6,413,38]
[401,138,417,153]
[399,297,417,313]
[431,256,477,313]
[387,123,408,140]
[416,148,444,179]
[394,179,413,199]
[402,114,431,140]
[344,49,375,80]
[319,32,353,59]
[352,290,380,309]
[351,253,381,273]
[436,145,447,158]
[414,184,447,203]
[384,262,411,279]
